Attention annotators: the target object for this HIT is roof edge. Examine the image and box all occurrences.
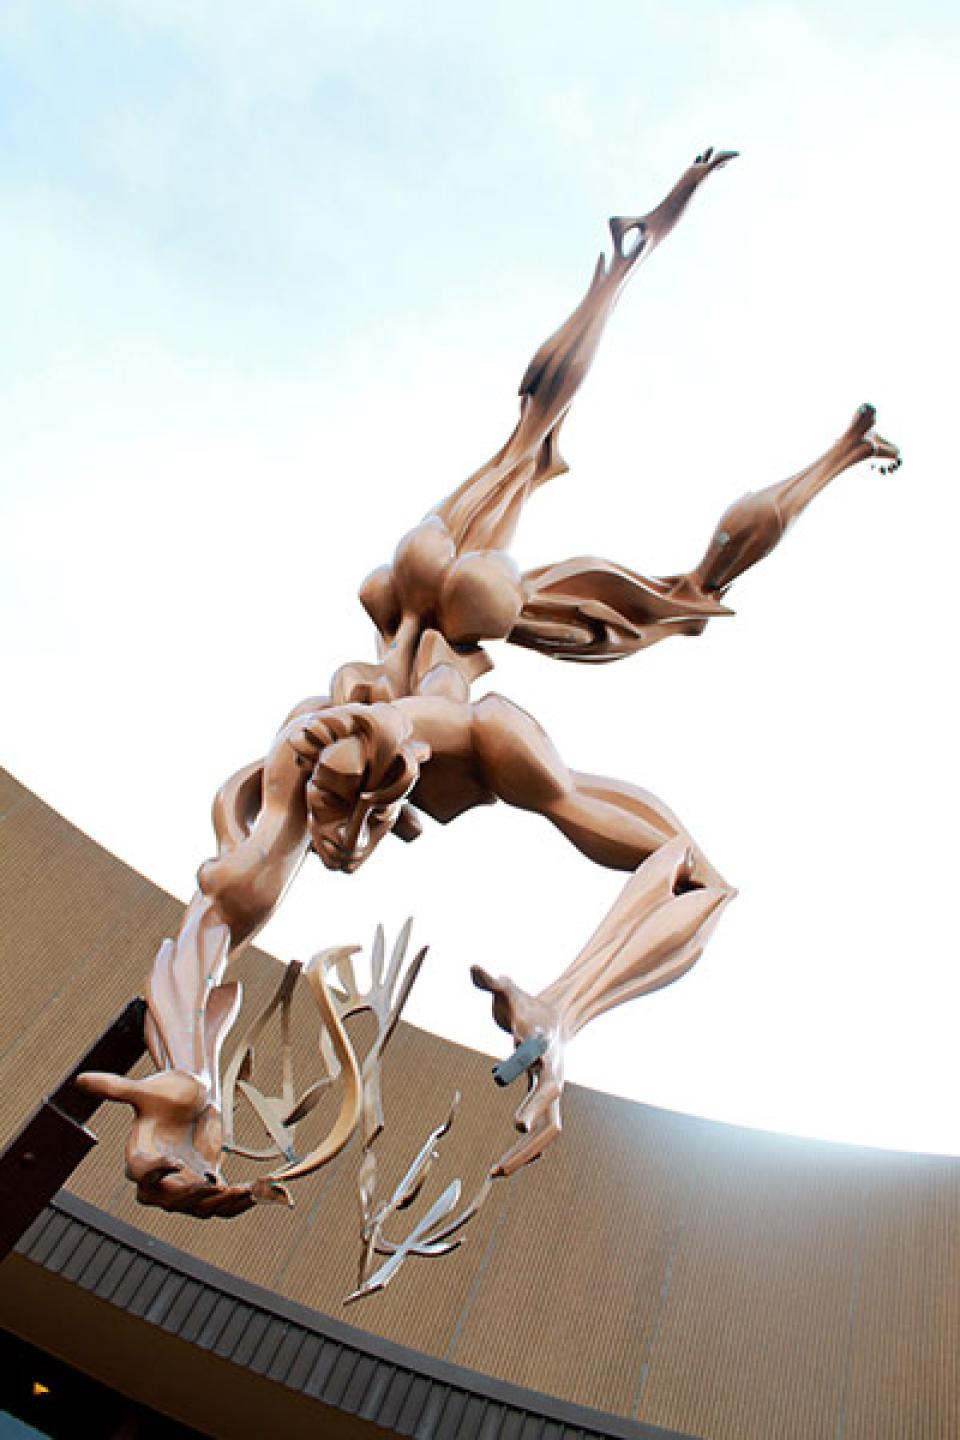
[14,1189,699,1440]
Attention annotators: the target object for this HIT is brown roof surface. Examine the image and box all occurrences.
[3,766,960,1439]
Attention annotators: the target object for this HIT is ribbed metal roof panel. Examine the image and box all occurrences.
[210,1302,255,1360]
[15,1208,55,1254]
[479,1406,509,1440]
[162,1277,205,1336]
[396,1371,433,1433]
[74,1232,119,1292]
[264,1324,309,1385]
[247,1316,290,1376]
[302,1336,345,1398]
[13,1193,700,1440]
[112,1253,156,1313]
[282,1332,323,1391]
[417,1382,455,1439]
[228,1308,272,1367]
[494,1407,524,1440]
[340,1351,378,1413]
[457,1393,491,1438]
[30,1208,72,1266]
[58,1228,102,1283]
[435,1386,470,1435]
[92,1242,138,1302]
[354,1356,395,1420]
[194,1293,235,1351]
[378,1366,417,1429]
[322,1343,362,1408]
[175,1283,221,1345]
[143,1270,186,1326]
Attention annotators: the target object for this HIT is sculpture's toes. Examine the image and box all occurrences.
[848,404,902,472]
[694,146,738,171]
[494,1086,563,1177]
[867,428,902,472]
[514,1073,562,1135]
[850,402,878,437]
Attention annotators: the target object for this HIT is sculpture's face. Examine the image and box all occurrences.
[308,781,402,874]
[301,703,428,874]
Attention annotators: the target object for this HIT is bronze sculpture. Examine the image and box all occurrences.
[79,147,900,1221]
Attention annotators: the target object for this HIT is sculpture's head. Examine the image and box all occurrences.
[292,704,429,873]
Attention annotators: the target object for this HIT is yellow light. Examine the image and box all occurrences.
[32,1382,50,1397]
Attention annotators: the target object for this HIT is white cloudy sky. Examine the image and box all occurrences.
[3,1,959,1154]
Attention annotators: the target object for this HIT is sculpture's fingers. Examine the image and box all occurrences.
[197,1185,259,1220]
[75,1071,142,1108]
[208,1196,251,1220]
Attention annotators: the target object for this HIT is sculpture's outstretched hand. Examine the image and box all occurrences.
[75,1068,289,1218]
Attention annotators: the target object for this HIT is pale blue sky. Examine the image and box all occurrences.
[3,2,959,1154]
[3,1,956,374]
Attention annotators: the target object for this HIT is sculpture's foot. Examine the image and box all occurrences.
[470,967,566,1177]
[76,1068,290,1218]
[692,145,739,173]
[848,403,901,473]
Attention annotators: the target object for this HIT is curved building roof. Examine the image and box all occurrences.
[2,767,958,1440]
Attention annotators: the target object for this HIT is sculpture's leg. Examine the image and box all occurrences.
[683,404,901,597]
[469,696,734,1175]
[473,836,732,1175]
[435,147,737,555]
